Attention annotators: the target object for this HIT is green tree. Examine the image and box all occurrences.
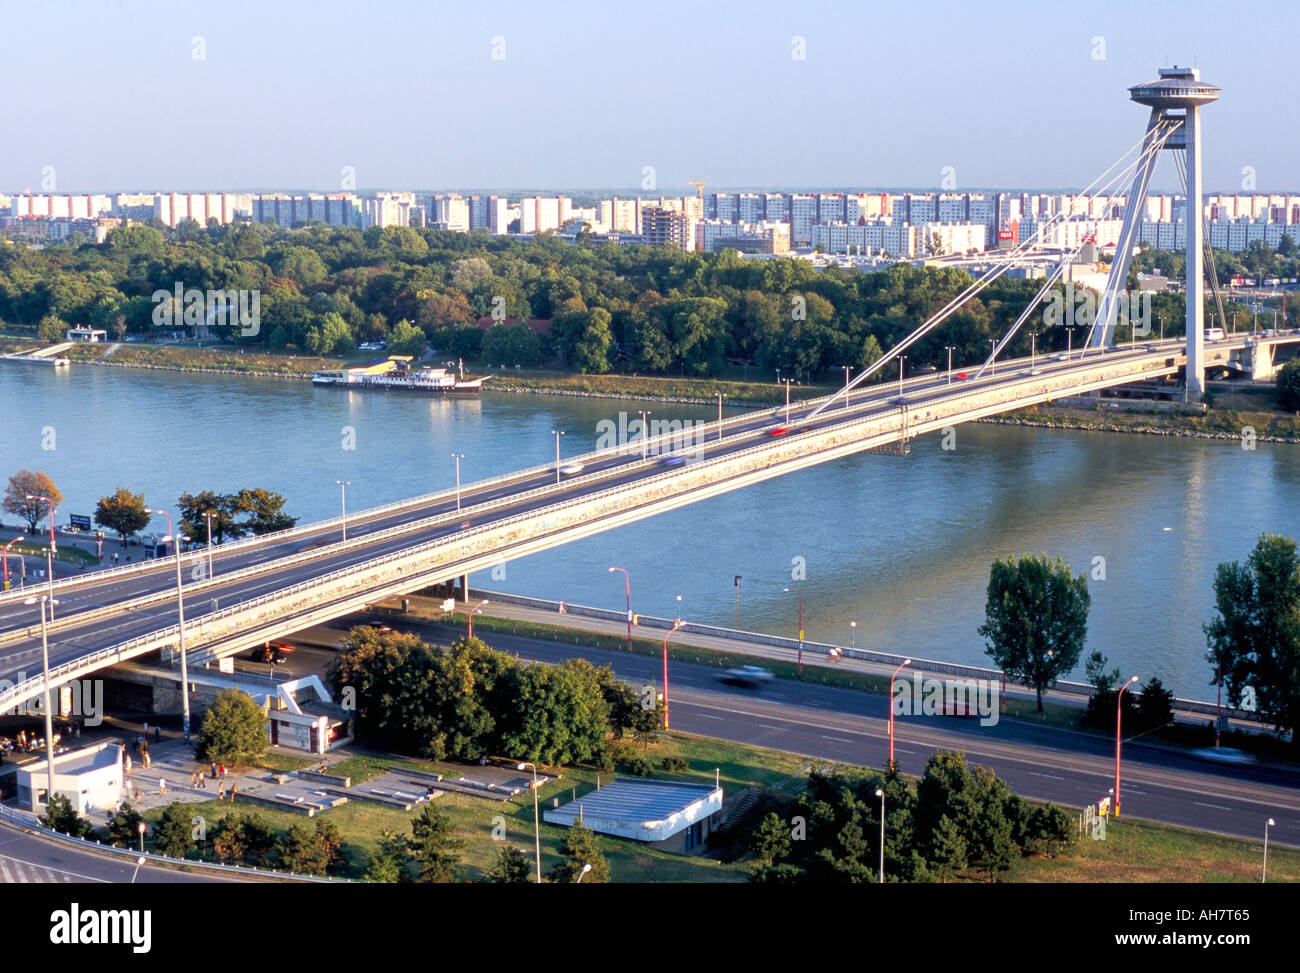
[4,470,63,532]
[408,805,464,883]
[37,314,67,342]
[230,488,297,536]
[211,814,248,864]
[105,802,145,847]
[928,815,967,882]
[1205,533,1300,748]
[386,318,427,356]
[751,811,792,865]
[315,819,346,871]
[278,824,329,876]
[154,802,196,858]
[487,846,533,883]
[1277,359,1300,412]
[1135,675,1175,733]
[178,491,242,544]
[304,311,354,355]
[978,554,1091,711]
[40,794,92,837]
[94,486,151,543]
[364,829,409,883]
[548,822,609,883]
[197,688,268,766]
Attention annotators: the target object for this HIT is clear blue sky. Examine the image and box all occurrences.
[2,0,1295,194]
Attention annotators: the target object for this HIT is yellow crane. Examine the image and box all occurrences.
[687,180,707,199]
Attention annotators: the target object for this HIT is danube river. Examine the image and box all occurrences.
[3,362,1297,700]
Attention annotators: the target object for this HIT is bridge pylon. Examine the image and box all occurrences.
[1090,66,1218,400]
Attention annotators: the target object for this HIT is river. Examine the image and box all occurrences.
[2,362,1297,700]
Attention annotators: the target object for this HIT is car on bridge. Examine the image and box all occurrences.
[718,665,774,688]
[768,426,792,436]
[559,462,585,476]
[659,455,686,467]
[248,642,294,665]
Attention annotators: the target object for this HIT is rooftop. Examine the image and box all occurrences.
[543,778,723,842]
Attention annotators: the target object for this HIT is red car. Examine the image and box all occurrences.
[954,371,970,381]
[769,426,791,436]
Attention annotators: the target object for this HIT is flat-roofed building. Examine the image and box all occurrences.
[543,778,723,854]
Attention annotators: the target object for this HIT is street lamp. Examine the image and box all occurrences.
[132,855,146,884]
[637,410,652,459]
[783,587,804,676]
[897,356,906,397]
[138,821,147,853]
[454,598,489,640]
[517,762,542,883]
[450,453,464,512]
[988,338,996,375]
[733,575,742,629]
[23,593,58,810]
[1114,675,1139,818]
[2,535,24,592]
[875,788,886,884]
[146,508,191,742]
[335,481,350,541]
[840,365,853,408]
[1263,817,1276,883]
[608,567,631,653]
[888,658,912,769]
[201,511,215,580]
[780,378,793,425]
[662,618,683,730]
[849,620,857,649]
[577,862,593,883]
[944,346,954,384]
[551,429,566,485]
[716,392,725,441]
[24,493,56,555]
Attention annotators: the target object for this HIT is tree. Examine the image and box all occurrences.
[178,491,240,545]
[927,815,967,881]
[364,829,410,883]
[1278,359,1300,412]
[230,488,297,536]
[278,824,329,876]
[94,487,151,543]
[38,314,68,342]
[40,794,92,837]
[197,688,268,766]
[315,820,346,871]
[1205,533,1300,748]
[387,318,427,356]
[408,805,464,883]
[751,811,792,865]
[105,802,145,847]
[211,814,248,864]
[1135,675,1175,733]
[548,822,609,883]
[978,554,1091,711]
[4,470,63,532]
[154,801,196,858]
[304,311,354,355]
[487,846,533,883]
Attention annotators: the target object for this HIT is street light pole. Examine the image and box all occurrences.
[898,357,906,397]
[1114,675,1139,818]
[25,494,56,556]
[450,453,464,512]
[637,411,652,459]
[945,346,953,384]
[875,788,886,884]
[518,762,541,883]
[25,594,58,810]
[783,587,804,676]
[335,481,350,541]
[552,430,565,485]
[2,535,24,592]
[849,620,856,649]
[733,575,741,629]
[148,508,191,743]
[1263,817,1275,883]
[457,598,489,640]
[781,379,792,425]
[888,658,912,770]
[717,392,724,441]
[609,566,631,653]
[662,618,683,730]
[202,512,215,580]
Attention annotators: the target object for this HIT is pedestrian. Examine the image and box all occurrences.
[219,764,226,779]
[143,751,151,770]
[159,778,166,796]
[143,721,149,736]
[199,773,206,790]
[190,772,197,787]
[124,755,132,774]
[217,781,224,800]
[153,725,160,743]
[230,782,237,801]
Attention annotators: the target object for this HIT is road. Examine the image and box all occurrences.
[0,822,236,883]
[259,614,1300,849]
[0,338,1212,684]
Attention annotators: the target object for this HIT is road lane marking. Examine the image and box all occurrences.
[758,724,786,730]
[1194,801,1232,811]
[822,735,854,743]
[695,714,723,720]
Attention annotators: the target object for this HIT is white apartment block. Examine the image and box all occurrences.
[10,193,113,220]
[764,193,789,223]
[429,194,470,232]
[737,193,765,223]
[813,219,919,258]
[816,193,845,225]
[789,194,817,246]
[921,221,987,255]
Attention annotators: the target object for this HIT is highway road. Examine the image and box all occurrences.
[0,338,1209,683]
[256,614,1300,850]
[0,822,236,883]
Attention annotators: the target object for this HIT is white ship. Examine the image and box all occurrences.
[312,356,489,394]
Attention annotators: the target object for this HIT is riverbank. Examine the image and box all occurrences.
[6,338,1296,438]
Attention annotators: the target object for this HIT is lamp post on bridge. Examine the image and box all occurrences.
[146,507,191,743]
[988,339,996,375]
[783,586,804,676]
[450,453,464,512]
[201,511,215,580]
[22,592,58,811]
[637,411,652,459]
[888,658,912,770]
[662,617,683,730]
[944,346,954,384]
[1066,326,1076,360]
[335,481,350,542]
[552,429,566,485]
[780,379,793,425]
[898,357,906,397]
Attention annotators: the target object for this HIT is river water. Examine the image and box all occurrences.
[2,362,1297,700]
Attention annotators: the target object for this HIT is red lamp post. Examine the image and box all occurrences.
[1114,675,1140,818]
[888,658,912,770]
[662,618,682,730]
[2,536,24,591]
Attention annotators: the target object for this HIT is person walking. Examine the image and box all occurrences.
[210,761,217,779]
[229,782,237,801]
[124,754,132,774]
[217,781,225,801]
[159,778,166,796]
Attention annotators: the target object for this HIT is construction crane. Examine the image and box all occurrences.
[687,180,706,199]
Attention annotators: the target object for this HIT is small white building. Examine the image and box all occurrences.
[66,326,107,343]
[17,741,123,814]
[264,675,352,755]
[544,778,723,854]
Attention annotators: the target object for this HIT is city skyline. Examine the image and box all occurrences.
[4,0,1297,193]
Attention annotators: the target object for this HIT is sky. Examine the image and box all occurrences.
[2,0,1296,195]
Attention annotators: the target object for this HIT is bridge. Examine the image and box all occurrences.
[2,65,1297,734]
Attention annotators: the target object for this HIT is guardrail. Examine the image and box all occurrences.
[468,589,1258,720]
[0,803,351,882]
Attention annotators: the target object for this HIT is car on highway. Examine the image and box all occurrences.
[248,642,294,665]
[718,665,775,688]
[559,462,585,476]
[954,371,970,380]
[768,426,791,436]
[659,455,686,467]
[1189,747,1256,765]
[1052,353,1068,361]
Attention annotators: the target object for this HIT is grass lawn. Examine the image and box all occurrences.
[9,541,98,567]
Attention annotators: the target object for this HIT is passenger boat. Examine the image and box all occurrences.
[312,356,488,394]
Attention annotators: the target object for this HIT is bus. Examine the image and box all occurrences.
[1204,327,1225,341]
